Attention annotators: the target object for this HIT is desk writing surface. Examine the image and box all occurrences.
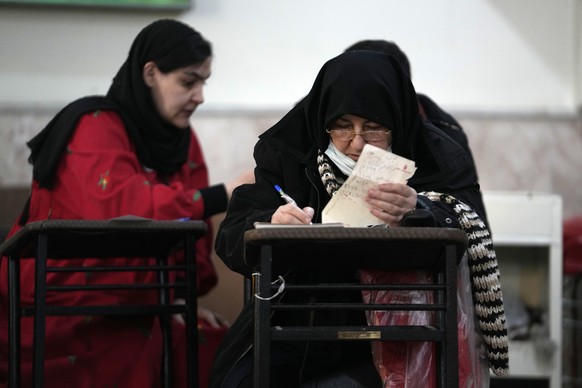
[244,226,467,271]
[0,219,207,259]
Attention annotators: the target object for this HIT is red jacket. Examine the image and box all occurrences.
[0,110,218,387]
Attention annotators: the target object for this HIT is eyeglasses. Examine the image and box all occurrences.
[326,128,391,143]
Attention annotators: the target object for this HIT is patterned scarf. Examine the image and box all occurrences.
[420,191,509,376]
[317,150,344,196]
[316,155,510,376]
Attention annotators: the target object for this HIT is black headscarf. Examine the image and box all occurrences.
[28,19,212,188]
[344,39,411,77]
[260,50,422,163]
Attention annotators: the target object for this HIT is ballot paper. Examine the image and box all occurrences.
[322,144,416,227]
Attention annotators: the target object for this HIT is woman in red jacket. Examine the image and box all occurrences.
[0,19,252,387]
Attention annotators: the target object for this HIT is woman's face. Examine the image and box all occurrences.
[143,57,212,128]
[327,114,391,161]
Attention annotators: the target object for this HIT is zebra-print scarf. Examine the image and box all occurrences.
[317,151,509,376]
[421,191,509,376]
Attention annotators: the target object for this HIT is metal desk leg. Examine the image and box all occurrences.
[434,244,459,388]
[435,263,445,387]
[33,233,48,388]
[158,254,173,388]
[8,254,21,388]
[185,234,198,388]
[445,244,459,388]
[254,244,272,388]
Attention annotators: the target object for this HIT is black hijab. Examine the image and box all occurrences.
[260,51,422,163]
[28,19,212,188]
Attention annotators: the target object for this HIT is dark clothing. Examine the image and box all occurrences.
[211,51,486,387]
[418,93,469,160]
[417,93,488,224]
[210,121,484,388]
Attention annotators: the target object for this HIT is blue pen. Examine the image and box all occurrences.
[274,185,296,205]
[275,184,313,224]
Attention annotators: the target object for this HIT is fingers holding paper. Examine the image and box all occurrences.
[271,203,315,225]
[366,182,417,227]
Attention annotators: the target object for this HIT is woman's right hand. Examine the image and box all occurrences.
[271,203,314,225]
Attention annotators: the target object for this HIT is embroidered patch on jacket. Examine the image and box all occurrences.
[192,191,201,202]
[98,171,110,190]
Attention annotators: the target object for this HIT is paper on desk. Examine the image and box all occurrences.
[322,144,416,227]
[253,222,345,229]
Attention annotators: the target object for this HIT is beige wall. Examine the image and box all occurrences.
[0,1,579,112]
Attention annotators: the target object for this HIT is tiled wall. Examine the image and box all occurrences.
[461,114,582,218]
[191,110,582,220]
[2,108,581,218]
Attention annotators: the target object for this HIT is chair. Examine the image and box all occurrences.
[244,225,467,388]
[0,218,207,388]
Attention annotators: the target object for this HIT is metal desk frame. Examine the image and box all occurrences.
[0,219,207,388]
[244,226,467,388]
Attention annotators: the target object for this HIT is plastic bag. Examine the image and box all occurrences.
[359,255,489,388]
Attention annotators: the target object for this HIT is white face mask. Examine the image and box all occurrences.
[324,141,356,176]
[324,141,392,176]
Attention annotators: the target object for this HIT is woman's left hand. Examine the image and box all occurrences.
[366,182,417,227]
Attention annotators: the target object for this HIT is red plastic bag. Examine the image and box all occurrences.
[359,255,489,388]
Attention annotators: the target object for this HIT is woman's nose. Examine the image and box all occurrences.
[191,86,204,105]
[350,132,367,148]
